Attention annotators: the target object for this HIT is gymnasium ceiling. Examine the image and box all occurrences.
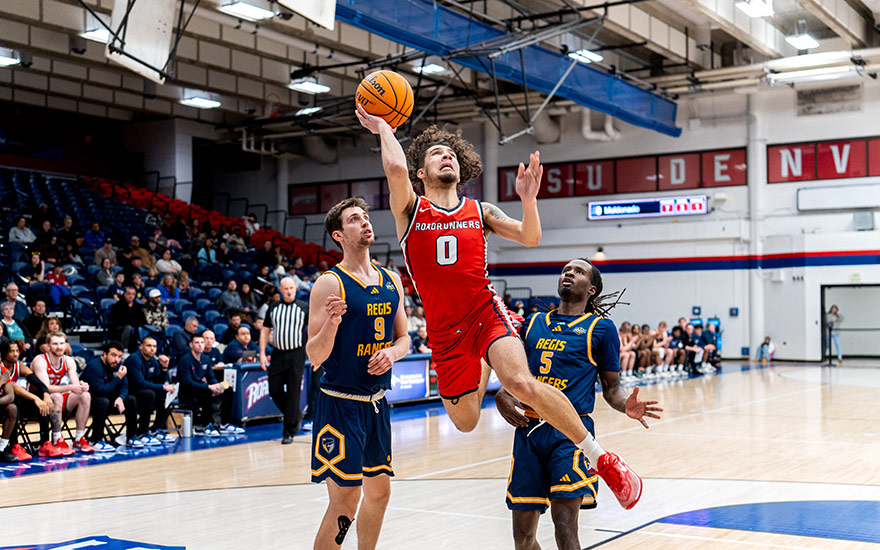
[0,0,878,145]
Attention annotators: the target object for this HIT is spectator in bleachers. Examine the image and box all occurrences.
[177,272,192,298]
[35,317,71,355]
[129,236,156,271]
[0,361,22,462]
[21,252,45,285]
[284,264,312,294]
[172,316,199,361]
[404,306,416,333]
[32,331,93,455]
[130,273,146,302]
[158,274,180,304]
[411,325,430,354]
[0,302,32,350]
[156,249,181,275]
[83,222,105,249]
[108,287,147,352]
[256,288,278,320]
[197,238,222,280]
[143,289,169,330]
[32,203,55,230]
[82,341,155,450]
[9,216,37,244]
[188,218,203,241]
[124,336,176,442]
[94,238,116,267]
[219,279,243,313]
[409,305,427,333]
[177,332,234,436]
[151,225,181,250]
[250,316,268,347]
[33,234,61,264]
[2,339,51,461]
[220,311,242,345]
[62,243,85,268]
[96,258,114,287]
[216,241,232,265]
[108,271,126,301]
[117,248,133,270]
[166,215,188,243]
[46,264,71,309]
[57,216,79,251]
[122,255,142,285]
[253,265,274,292]
[240,282,257,313]
[34,219,56,248]
[243,214,260,236]
[4,283,29,324]
[226,229,246,253]
[202,330,224,366]
[255,240,275,268]
[222,325,258,363]
[24,299,47,336]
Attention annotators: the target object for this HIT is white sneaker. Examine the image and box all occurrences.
[126,437,145,449]
[197,424,220,437]
[220,424,245,434]
[152,430,179,443]
[139,435,162,447]
[92,441,116,453]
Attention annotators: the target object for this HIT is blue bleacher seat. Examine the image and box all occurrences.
[208,288,222,300]
[196,298,212,311]
[205,310,221,323]
[87,264,100,276]
[165,325,183,339]
[187,287,205,299]
[213,323,228,336]
[67,273,86,286]
[173,299,191,315]
[11,261,27,274]
[182,309,198,321]
[100,298,116,310]
[70,285,91,297]
[70,342,85,354]
[97,285,110,297]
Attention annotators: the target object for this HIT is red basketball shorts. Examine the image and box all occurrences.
[428,298,519,400]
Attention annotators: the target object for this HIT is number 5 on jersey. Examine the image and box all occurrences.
[540,351,553,374]
[436,235,458,266]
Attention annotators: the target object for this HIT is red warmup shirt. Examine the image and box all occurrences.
[46,271,67,285]
[400,195,503,332]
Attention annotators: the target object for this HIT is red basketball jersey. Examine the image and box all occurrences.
[400,196,502,331]
[44,353,68,385]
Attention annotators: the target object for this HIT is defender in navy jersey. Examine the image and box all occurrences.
[307,197,411,550]
[496,259,662,550]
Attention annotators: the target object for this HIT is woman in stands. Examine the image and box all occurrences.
[177,272,192,298]
[156,249,182,275]
[21,252,45,286]
[34,234,61,264]
[0,302,32,352]
[158,274,180,304]
[96,258,114,287]
[35,317,71,355]
[618,322,636,379]
[239,282,257,313]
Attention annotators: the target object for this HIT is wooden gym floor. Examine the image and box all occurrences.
[2,362,879,549]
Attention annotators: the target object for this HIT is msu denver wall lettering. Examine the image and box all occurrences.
[767,138,880,183]
[498,148,747,201]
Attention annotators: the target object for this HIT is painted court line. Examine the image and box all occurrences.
[407,385,819,480]
[637,529,824,550]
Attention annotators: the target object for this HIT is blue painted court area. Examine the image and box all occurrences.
[0,535,184,549]
[660,500,880,544]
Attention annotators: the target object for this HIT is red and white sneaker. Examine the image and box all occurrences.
[38,440,62,458]
[54,438,76,456]
[73,437,94,454]
[10,444,32,461]
[596,452,642,510]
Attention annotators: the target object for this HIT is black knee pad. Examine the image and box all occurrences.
[335,515,353,545]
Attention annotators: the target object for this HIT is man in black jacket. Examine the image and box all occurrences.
[81,341,159,450]
[177,332,229,436]
[108,287,146,352]
[124,335,177,442]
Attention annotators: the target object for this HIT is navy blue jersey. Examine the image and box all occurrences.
[320,264,401,396]
[522,311,620,416]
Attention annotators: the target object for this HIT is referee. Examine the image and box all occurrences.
[259,277,309,445]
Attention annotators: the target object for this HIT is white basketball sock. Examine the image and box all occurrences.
[576,434,605,467]
[0,438,8,451]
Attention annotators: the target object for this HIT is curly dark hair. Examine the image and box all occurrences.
[405,125,483,194]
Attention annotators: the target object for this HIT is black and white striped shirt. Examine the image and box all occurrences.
[264,299,308,350]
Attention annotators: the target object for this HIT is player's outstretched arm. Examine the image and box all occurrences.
[306,274,347,367]
[599,372,663,429]
[481,201,541,247]
[355,104,417,238]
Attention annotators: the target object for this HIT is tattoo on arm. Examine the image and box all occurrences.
[483,203,513,226]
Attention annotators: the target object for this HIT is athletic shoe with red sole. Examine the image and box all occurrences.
[596,452,642,510]
[54,438,75,456]
[73,437,94,454]
[10,444,32,461]
[38,441,63,458]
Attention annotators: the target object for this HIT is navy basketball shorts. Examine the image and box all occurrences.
[506,415,599,511]
[311,391,393,487]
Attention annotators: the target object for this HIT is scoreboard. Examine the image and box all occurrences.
[588,195,708,220]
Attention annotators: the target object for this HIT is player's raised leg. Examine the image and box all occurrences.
[440,360,491,432]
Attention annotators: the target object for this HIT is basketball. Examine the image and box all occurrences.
[356,70,414,128]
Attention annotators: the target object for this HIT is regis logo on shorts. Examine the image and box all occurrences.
[245,378,270,413]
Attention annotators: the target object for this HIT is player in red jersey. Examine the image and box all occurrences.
[31,331,94,456]
[356,106,642,508]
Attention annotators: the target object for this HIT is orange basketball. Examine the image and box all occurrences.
[356,70,414,128]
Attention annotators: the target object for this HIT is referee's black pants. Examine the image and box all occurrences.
[268,347,305,437]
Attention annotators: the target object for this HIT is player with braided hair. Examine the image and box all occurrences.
[357,106,646,509]
[496,258,662,549]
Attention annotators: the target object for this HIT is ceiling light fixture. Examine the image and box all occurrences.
[296,106,323,116]
[413,63,446,75]
[288,76,331,94]
[568,49,604,64]
[0,48,19,67]
[735,0,774,18]
[769,65,858,84]
[181,96,221,109]
[786,20,819,50]
[218,1,275,21]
